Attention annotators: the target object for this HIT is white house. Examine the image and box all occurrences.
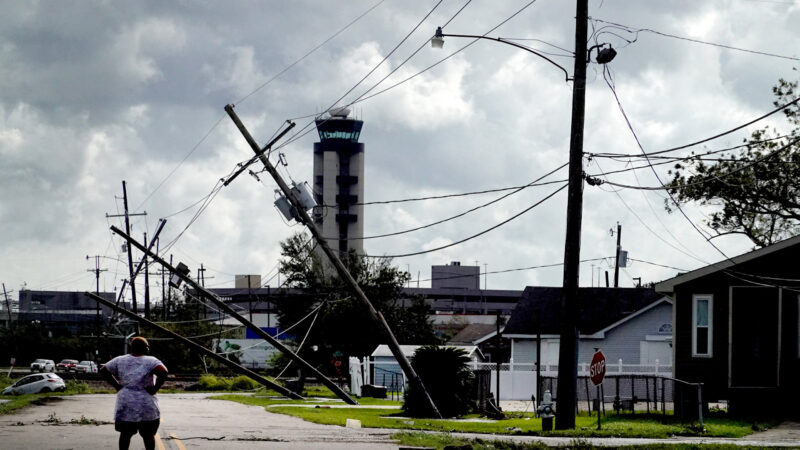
[492,287,673,400]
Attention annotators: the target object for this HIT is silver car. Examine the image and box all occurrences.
[74,361,97,373]
[2,373,66,395]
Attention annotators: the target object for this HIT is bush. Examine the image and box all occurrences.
[65,380,91,394]
[402,345,474,418]
[230,375,259,391]
[197,374,231,391]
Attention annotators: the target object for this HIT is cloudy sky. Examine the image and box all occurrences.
[1,0,798,300]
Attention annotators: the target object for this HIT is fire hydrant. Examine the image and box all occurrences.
[537,389,555,431]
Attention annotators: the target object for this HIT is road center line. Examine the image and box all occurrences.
[155,432,166,450]
[169,432,188,450]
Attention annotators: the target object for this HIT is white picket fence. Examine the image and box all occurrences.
[471,359,673,376]
[349,357,672,401]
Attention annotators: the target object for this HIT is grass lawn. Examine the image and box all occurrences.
[394,432,778,450]
[214,394,763,439]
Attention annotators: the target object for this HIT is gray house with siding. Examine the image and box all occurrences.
[503,287,673,371]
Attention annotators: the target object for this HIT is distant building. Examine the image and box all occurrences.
[431,261,480,290]
[16,290,118,336]
[234,275,261,289]
[312,107,365,258]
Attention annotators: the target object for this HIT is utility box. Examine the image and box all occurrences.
[360,384,387,398]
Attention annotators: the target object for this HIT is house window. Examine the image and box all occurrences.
[692,295,712,357]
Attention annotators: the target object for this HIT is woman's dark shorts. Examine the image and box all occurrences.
[115,418,160,436]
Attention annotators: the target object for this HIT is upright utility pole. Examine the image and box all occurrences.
[495,311,502,406]
[158,237,165,313]
[86,255,108,331]
[224,105,441,418]
[556,0,588,430]
[144,232,150,319]
[106,181,146,314]
[613,223,622,288]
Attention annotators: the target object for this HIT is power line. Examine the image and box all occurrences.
[600,65,800,291]
[591,18,800,62]
[593,135,800,191]
[367,182,566,258]
[278,0,541,149]
[322,162,568,241]
[133,3,386,216]
[588,134,793,161]
[233,0,387,106]
[134,115,226,214]
[415,257,608,283]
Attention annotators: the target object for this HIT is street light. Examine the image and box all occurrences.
[431,1,615,429]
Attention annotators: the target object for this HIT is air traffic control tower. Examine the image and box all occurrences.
[313,107,364,258]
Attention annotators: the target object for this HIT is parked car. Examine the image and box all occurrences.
[30,359,55,373]
[74,361,98,373]
[2,373,66,395]
[56,359,79,372]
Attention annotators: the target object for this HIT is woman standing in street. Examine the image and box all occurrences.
[100,336,168,450]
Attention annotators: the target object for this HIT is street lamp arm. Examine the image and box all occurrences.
[438,32,572,82]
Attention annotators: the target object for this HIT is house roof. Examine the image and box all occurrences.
[447,324,498,345]
[655,234,800,294]
[371,344,483,360]
[503,287,667,337]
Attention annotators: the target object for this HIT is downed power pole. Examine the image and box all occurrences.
[109,225,358,405]
[84,291,302,399]
[224,104,441,418]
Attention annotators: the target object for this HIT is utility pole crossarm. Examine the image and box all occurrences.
[224,104,441,418]
[108,225,358,405]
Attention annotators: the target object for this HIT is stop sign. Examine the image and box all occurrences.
[589,350,606,386]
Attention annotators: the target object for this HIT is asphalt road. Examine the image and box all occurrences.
[2,393,799,449]
[0,393,398,449]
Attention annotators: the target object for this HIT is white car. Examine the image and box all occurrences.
[74,361,98,373]
[30,359,56,373]
[2,373,66,395]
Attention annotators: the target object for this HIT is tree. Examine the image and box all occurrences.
[666,78,800,248]
[403,345,474,418]
[147,288,220,373]
[275,232,440,374]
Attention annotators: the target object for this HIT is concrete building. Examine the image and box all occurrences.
[16,290,118,336]
[431,261,480,289]
[234,274,261,289]
[312,107,365,258]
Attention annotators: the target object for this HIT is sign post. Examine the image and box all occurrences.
[589,350,606,430]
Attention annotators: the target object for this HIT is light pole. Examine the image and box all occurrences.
[432,0,615,429]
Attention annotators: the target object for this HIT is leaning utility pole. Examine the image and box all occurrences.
[2,283,17,357]
[84,291,303,399]
[224,105,441,418]
[109,226,358,405]
[106,181,147,314]
[556,0,588,430]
